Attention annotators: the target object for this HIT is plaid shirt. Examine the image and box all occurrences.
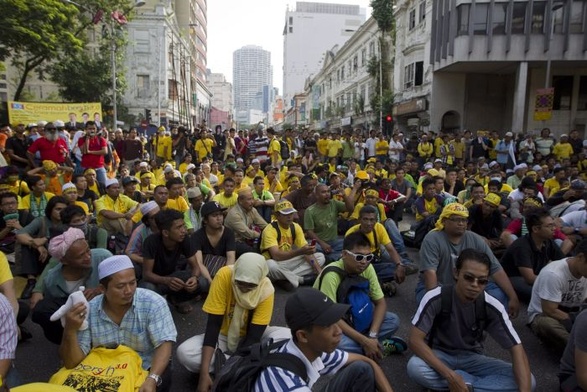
[78,288,177,369]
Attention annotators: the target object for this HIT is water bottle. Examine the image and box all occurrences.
[108,235,116,254]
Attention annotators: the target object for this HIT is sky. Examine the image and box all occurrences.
[207,0,372,94]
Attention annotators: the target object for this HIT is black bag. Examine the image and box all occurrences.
[412,214,439,248]
[279,139,290,160]
[212,339,307,392]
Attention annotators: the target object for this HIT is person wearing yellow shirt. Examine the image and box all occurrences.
[327,134,343,160]
[543,167,567,198]
[94,178,140,236]
[212,178,238,209]
[154,131,173,163]
[61,182,90,216]
[194,132,216,163]
[375,134,389,162]
[349,189,388,223]
[178,154,194,175]
[264,166,284,196]
[18,176,55,218]
[417,134,433,162]
[138,171,156,199]
[452,136,466,164]
[3,168,29,196]
[552,134,574,161]
[433,133,445,158]
[266,128,282,168]
[165,177,189,213]
[488,131,500,160]
[317,134,329,159]
[83,168,104,196]
[242,166,257,187]
[414,177,444,221]
[27,160,73,196]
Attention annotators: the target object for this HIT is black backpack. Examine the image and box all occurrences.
[428,285,487,346]
[212,339,307,392]
[279,139,290,160]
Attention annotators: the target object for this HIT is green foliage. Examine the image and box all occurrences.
[50,51,111,103]
[370,0,394,33]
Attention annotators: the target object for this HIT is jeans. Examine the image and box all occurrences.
[407,349,536,391]
[383,219,412,265]
[338,311,400,354]
[509,276,533,303]
[415,280,508,308]
[316,238,344,262]
[321,361,375,392]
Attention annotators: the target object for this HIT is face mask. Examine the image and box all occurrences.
[70,222,88,233]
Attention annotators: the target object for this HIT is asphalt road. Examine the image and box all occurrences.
[14,223,562,391]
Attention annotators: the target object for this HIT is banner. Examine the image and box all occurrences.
[7,101,103,125]
[533,88,554,121]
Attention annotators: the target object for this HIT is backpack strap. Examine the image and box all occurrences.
[427,285,453,346]
[263,221,296,253]
[317,265,346,295]
[473,291,487,339]
[263,353,308,383]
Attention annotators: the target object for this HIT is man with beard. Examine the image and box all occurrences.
[224,187,267,256]
[27,122,71,167]
[184,187,204,234]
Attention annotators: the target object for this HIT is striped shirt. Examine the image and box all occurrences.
[254,339,348,391]
[0,294,17,360]
[78,288,177,369]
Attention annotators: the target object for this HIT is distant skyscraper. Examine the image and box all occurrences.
[283,2,366,110]
[233,45,273,114]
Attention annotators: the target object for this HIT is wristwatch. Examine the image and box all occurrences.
[368,331,378,339]
[148,373,162,386]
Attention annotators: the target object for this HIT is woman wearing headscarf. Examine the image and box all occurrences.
[176,253,291,391]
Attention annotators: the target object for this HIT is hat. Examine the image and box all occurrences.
[561,134,568,138]
[365,189,379,197]
[285,288,350,333]
[62,182,76,194]
[480,164,489,170]
[570,179,586,190]
[526,170,537,177]
[140,200,159,216]
[505,132,513,137]
[489,161,499,168]
[484,193,501,207]
[186,187,202,199]
[54,120,65,128]
[251,158,260,164]
[163,165,174,174]
[140,171,154,179]
[98,255,134,280]
[186,163,196,171]
[427,169,439,177]
[245,165,255,174]
[513,164,524,172]
[27,123,37,128]
[122,176,139,186]
[355,171,369,180]
[201,201,227,217]
[42,160,57,172]
[139,162,148,168]
[423,162,433,170]
[48,227,86,260]
[434,158,442,163]
[367,157,377,163]
[105,178,119,188]
[532,165,542,172]
[236,158,244,163]
[274,199,297,215]
[37,121,48,127]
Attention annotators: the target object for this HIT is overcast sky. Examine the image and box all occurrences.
[207,0,372,94]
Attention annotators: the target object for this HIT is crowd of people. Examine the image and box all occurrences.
[0,119,585,391]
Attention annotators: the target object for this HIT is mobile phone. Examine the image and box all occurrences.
[310,239,316,246]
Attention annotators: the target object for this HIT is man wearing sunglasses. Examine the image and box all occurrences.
[408,249,535,392]
[27,122,71,168]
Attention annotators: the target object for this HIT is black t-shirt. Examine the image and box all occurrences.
[77,190,99,213]
[468,205,503,239]
[501,234,564,277]
[192,227,236,256]
[143,233,195,276]
[5,136,30,168]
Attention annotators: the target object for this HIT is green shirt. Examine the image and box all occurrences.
[304,200,346,242]
[313,260,384,302]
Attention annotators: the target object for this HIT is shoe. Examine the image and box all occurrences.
[403,263,419,275]
[381,281,397,297]
[21,279,36,300]
[301,274,317,286]
[381,336,408,356]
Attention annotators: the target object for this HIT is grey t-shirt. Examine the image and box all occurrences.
[419,230,502,286]
[560,309,587,377]
[412,286,521,354]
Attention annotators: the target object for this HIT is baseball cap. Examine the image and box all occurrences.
[570,179,586,190]
[484,193,501,207]
[285,288,350,333]
[122,176,139,186]
[274,200,297,215]
[200,201,227,217]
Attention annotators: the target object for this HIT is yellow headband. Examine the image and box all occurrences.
[365,189,379,197]
[434,203,469,231]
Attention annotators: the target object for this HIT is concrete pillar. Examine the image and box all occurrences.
[512,62,528,132]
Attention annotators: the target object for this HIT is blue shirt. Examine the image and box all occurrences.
[254,339,348,391]
[78,288,177,369]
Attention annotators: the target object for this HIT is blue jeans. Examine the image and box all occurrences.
[407,349,536,391]
[338,311,400,354]
[415,280,508,308]
[322,361,375,392]
[316,238,344,262]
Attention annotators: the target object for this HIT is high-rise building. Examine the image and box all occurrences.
[207,70,233,128]
[232,45,273,115]
[283,2,366,110]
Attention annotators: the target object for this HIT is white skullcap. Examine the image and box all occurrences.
[62,182,76,193]
[513,164,524,172]
[489,161,499,168]
[186,163,196,171]
[164,165,174,174]
[532,165,542,171]
[423,162,433,170]
[140,200,159,216]
[98,255,134,280]
[105,178,119,188]
[139,161,148,168]
[48,228,86,260]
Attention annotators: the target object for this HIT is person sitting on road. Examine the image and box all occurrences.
[184,187,204,234]
[212,177,238,209]
[176,253,291,389]
[224,188,267,257]
[59,255,177,392]
[94,178,140,237]
[0,251,31,343]
[260,200,325,291]
[467,192,504,251]
[142,209,210,314]
[559,308,587,391]
[60,205,107,249]
[0,192,34,262]
[413,177,444,222]
[0,292,18,388]
[407,249,535,392]
[18,175,55,219]
[527,239,587,355]
[125,201,160,279]
[314,232,407,359]
[254,287,394,392]
[30,228,111,344]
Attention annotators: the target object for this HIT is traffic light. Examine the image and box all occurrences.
[382,114,393,135]
[386,115,392,123]
[145,108,152,123]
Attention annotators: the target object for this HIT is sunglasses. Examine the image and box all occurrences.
[345,250,375,263]
[462,272,489,286]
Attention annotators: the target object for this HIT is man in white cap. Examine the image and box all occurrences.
[60,255,177,392]
[507,163,527,190]
[184,187,204,234]
[126,201,161,279]
[30,227,111,344]
[95,178,140,236]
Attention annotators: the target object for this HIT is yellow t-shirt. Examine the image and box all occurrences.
[195,138,214,162]
[264,178,284,193]
[434,138,444,158]
[375,140,389,156]
[8,180,30,196]
[416,198,441,221]
[88,182,101,195]
[345,223,391,254]
[202,266,273,336]
[156,136,173,160]
[327,140,342,157]
[166,196,189,213]
[268,138,281,161]
[94,194,138,225]
[260,221,306,259]
[544,177,561,195]
[317,139,329,157]
[74,201,90,215]
[0,252,13,286]
[553,143,573,160]
[212,193,238,209]
[350,203,387,222]
[18,192,55,210]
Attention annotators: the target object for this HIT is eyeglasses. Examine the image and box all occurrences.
[462,272,489,286]
[344,250,375,263]
[446,217,468,224]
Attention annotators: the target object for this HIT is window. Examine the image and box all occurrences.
[531,2,546,34]
[0,83,6,89]
[347,92,352,109]
[409,9,416,30]
[134,30,150,53]
[511,2,527,34]
[553,75,573,110]
[473,4,488,35]
[341,66,345,81]
[369,41,375,57]
[570,1,586,34]
[168,79,178,100]
[289,26,293,33]
[492,3,507,34]
[457,4,470,35]
[415,61,424,86]
[361,48,366,66]
[353,56,358,72]
[289,16,293,25]
[578,76,587,110]
[137,75,150,99]
[404,63,415,89]
[419,1,426,23]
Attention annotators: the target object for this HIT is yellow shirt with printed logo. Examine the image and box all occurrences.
[260,221,306,259]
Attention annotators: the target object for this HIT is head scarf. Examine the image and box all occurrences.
[434,203,469,231]
[227,253,274,352]
[43,160,57,172]
[48,227,86,260]
[364,189,379,197]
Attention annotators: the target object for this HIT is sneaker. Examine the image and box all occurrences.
[381,336,408,356]
[21,279,36,300]
[381,281,397,297]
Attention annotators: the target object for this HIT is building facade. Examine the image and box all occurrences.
[207,70,233,128]
[232,45,273,116]
[283,1,366,111]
